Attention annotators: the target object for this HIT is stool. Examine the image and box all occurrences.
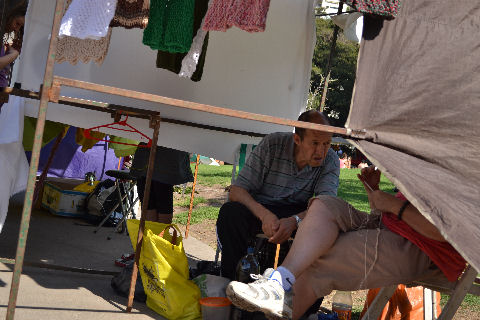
[93,170,139,233]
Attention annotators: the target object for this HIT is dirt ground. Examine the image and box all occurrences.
[173,183,477,319]
[174,184,226,249]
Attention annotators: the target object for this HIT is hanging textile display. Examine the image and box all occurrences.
[109,136,139,157]
[331,12,363,43]
[156,0,209,81]
[75,128,106,152]
[56,0,114,65]
[58,0,118,40]
[343,0,401,18]
[142,0,195,53]
[0,96,29,233]
[56,29,113,65]
[203,0,271,32]
[23,117,69,151]
[179,0,211,79]
[110,0,150,29]
[346,0,480,272]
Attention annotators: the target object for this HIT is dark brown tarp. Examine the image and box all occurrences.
[346,0,480,272]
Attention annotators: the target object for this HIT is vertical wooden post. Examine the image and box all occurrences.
[32,129,65,204]
[274,244,281,269]
[6,0,65,318]
[185,154,200,238]
[126,116,161,312]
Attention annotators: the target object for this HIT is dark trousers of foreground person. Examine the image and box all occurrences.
[217,201,322,316]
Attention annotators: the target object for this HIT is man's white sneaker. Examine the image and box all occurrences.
[226,268,293,320]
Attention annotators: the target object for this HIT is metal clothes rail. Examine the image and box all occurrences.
[4,0,361,318]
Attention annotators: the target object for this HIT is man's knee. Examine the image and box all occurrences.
[306,196,339,222]
[216,201,252,234]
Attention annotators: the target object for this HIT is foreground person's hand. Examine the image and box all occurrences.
[357,165,380,191]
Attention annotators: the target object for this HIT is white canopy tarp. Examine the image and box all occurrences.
[16,0,318,162]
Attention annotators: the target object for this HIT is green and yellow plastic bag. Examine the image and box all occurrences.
[127,220,201,320]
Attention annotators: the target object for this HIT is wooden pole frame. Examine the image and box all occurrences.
[5,0,65,317]
[185,154,201,238]
[126,115,161,312]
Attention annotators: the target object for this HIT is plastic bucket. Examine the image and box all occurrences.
[199,297,232,320]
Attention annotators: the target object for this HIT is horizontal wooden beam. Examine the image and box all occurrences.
[53,76,351,136]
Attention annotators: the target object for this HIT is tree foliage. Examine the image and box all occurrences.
[309,18,359,128]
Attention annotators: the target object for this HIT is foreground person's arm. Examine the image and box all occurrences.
[358,175,445,241]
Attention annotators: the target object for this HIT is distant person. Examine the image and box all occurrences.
[358,160,369,169]
[351,149,367,168]
[0,6,26,110]
[339,153,349,169]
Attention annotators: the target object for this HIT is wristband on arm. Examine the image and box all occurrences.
[397,200,410,221]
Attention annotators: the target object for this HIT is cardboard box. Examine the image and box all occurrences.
[41,178,89,217]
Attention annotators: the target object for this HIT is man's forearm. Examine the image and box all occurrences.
[229,185,271,221]
[376,192,445,241]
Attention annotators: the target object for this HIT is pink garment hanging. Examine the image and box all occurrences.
[203,0,271,33]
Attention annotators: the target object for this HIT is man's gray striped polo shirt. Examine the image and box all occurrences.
[233,132,339,206]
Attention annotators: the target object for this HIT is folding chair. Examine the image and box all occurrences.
[215,143,257,265]
[361,266,480,320]
[93,169,139,234]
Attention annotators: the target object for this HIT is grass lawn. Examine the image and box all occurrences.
[189,163,234,187]
[174,195,207,208]
[175,165,396,225]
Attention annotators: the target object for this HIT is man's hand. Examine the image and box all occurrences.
[268,217,296,244]
[260,211,280,238]
[357,165,380,191]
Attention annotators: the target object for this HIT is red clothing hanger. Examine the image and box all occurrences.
[84,114,152,148]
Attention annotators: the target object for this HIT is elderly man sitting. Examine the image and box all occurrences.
[217,110,340,281]
[226,166,466,320]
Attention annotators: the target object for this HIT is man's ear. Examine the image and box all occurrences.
[293,133,301,146]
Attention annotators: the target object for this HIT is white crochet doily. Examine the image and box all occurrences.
[59,0,118,40]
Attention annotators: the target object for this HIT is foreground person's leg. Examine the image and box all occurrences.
[281,199,340,278]
[291,277,318,320]
[226,196,375,319]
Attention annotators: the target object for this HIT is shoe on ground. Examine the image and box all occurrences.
[226,268,293,320]
[115,253,136,267]
[121,253,135,261]
[115,258,128,268]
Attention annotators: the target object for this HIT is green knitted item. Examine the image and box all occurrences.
[143,0,195,53]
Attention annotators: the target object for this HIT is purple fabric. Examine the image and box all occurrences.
[26,126,120,181]
[0,45,10,87]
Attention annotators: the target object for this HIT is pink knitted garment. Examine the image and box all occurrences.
[203,0,271,32]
